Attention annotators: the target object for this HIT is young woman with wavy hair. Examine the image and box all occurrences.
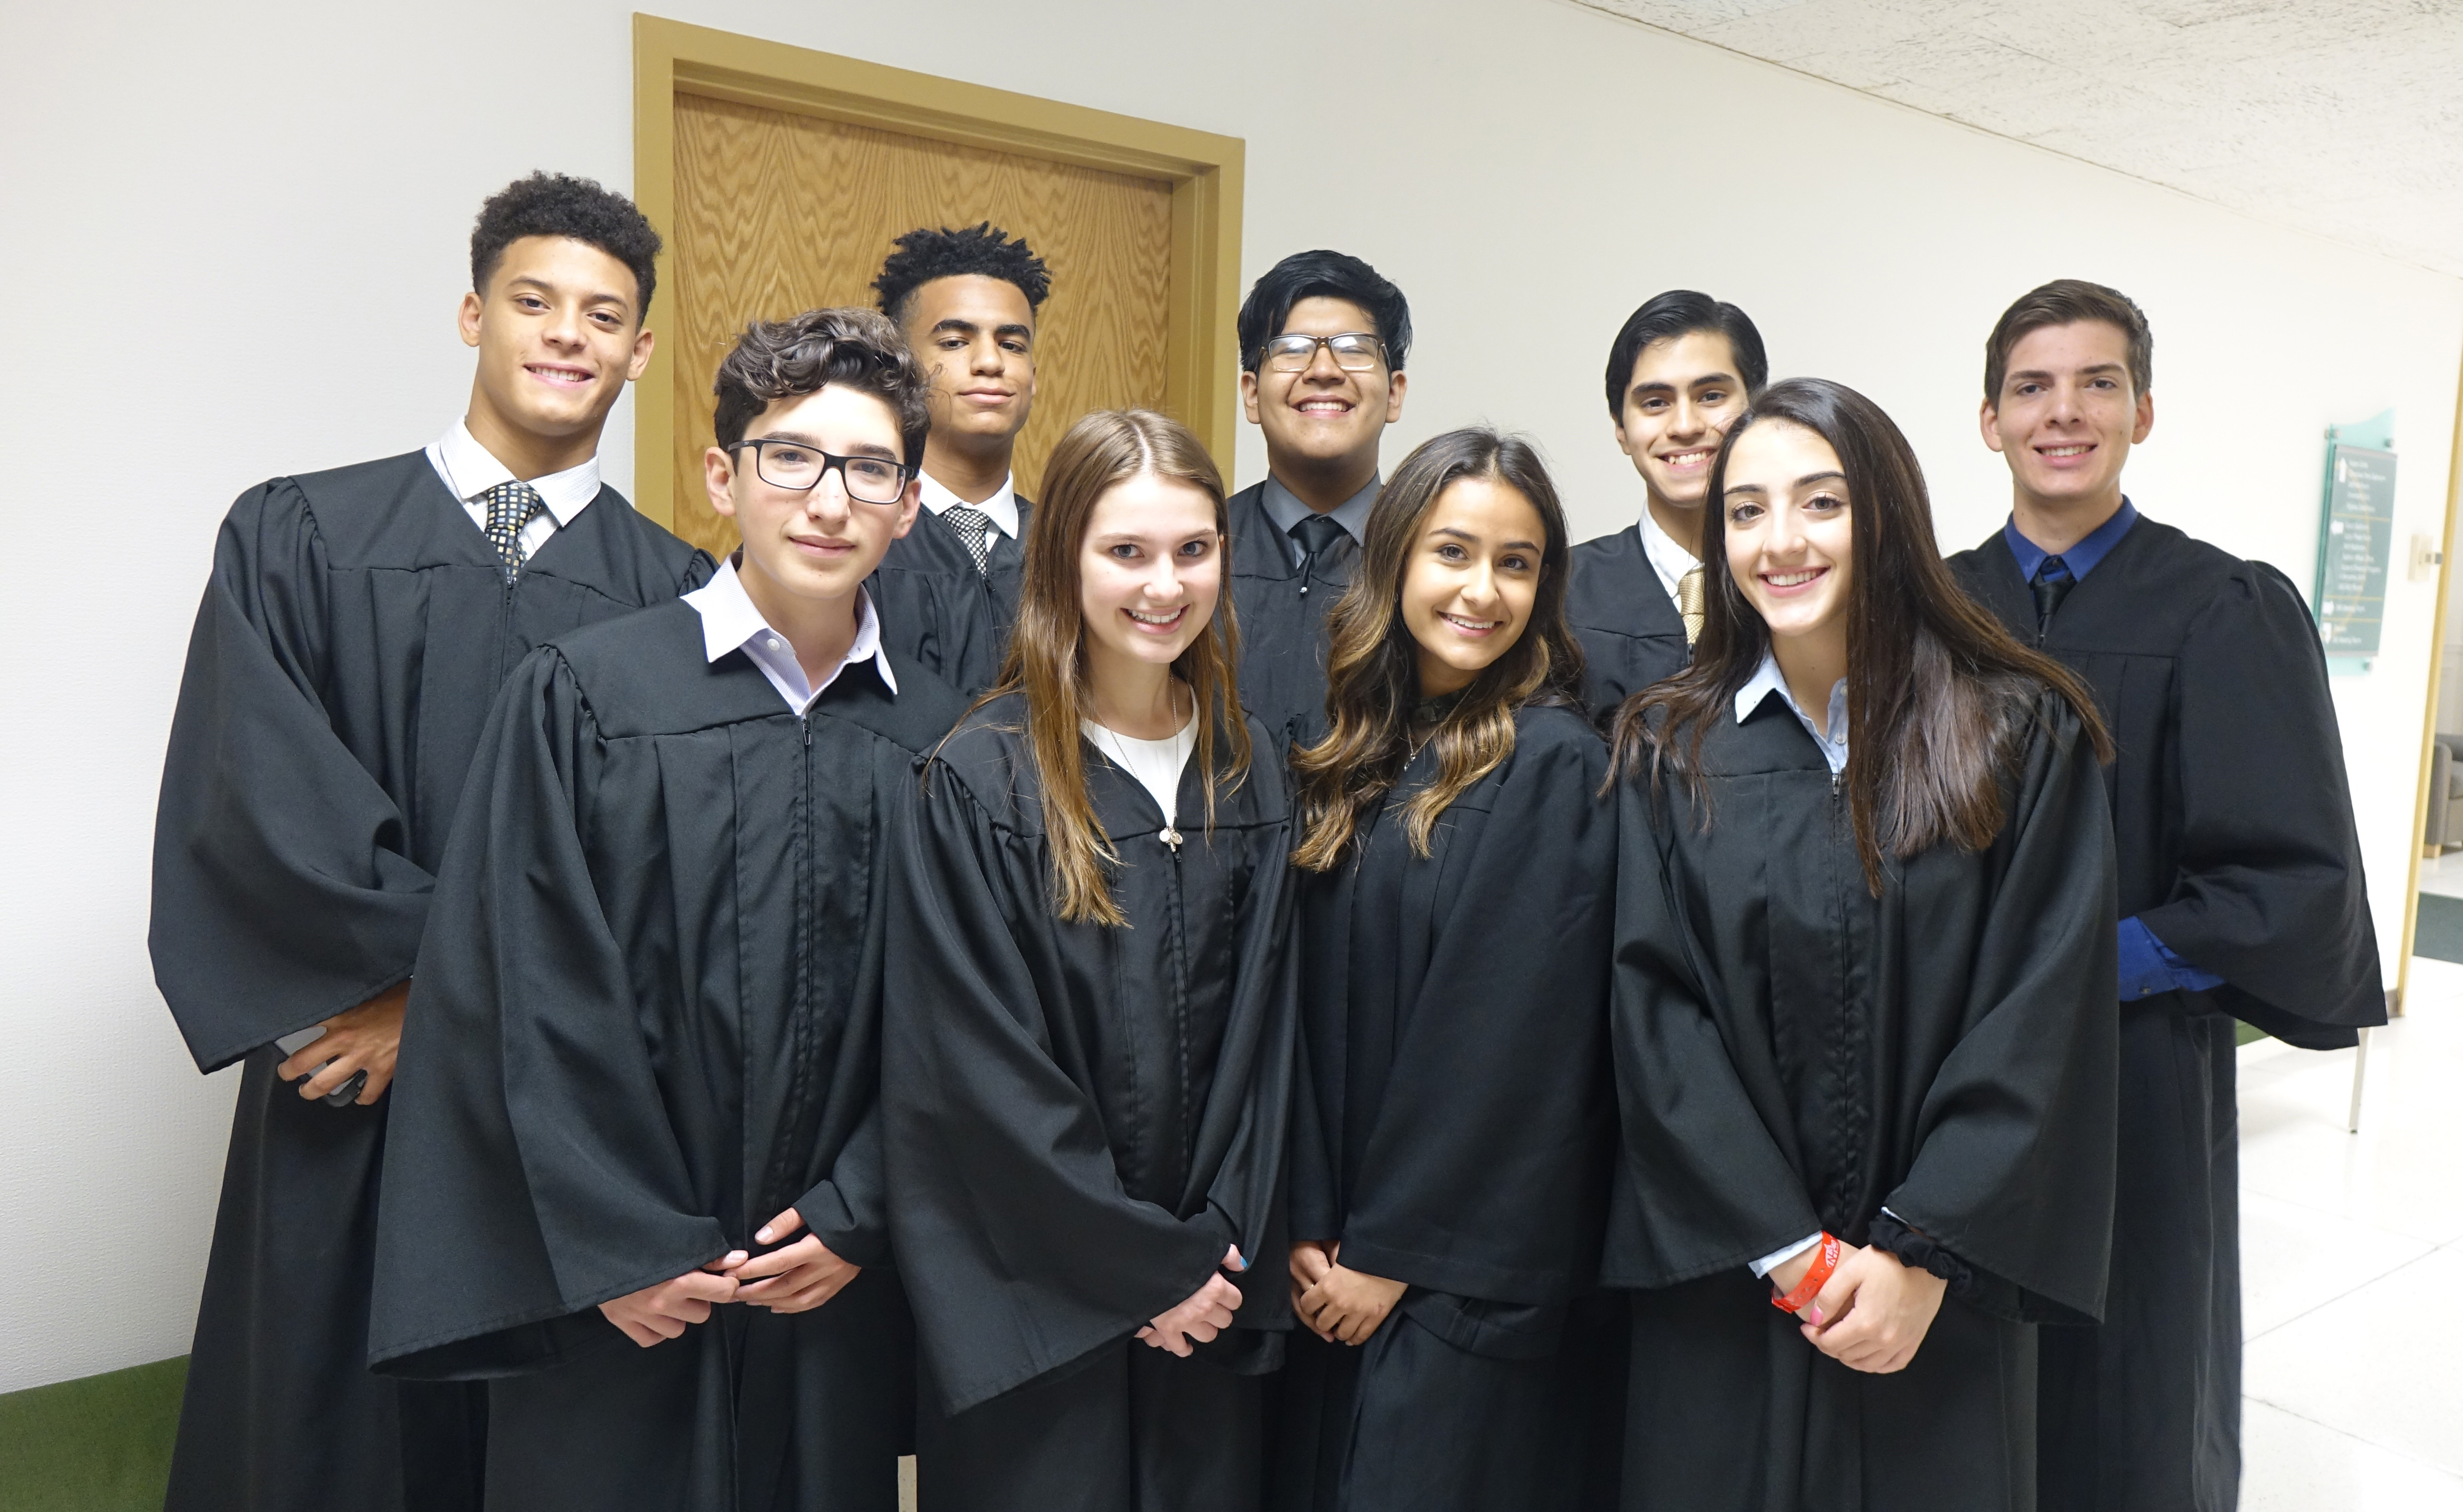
[1604,378,2120,1511]
[1271,429,1620,1512]
[882,408,1297,1512]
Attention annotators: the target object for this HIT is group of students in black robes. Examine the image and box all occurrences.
[151,171,2382,1512]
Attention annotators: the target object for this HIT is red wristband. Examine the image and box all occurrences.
[1769,1233,1841,1314]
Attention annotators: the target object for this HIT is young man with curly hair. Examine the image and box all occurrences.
[369,307,963,1512]
[868,220,1052,694]
[151,172,712,1512]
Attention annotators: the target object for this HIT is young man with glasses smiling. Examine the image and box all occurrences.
[151,172,712,1512]
[369,307,965,1512]
[1227,249,1412,750]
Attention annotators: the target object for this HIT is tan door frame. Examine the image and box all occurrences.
[2394,351,2463,1013]
[631,13,1245,532]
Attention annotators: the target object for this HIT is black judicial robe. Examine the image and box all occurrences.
[1228,483,1355,751]
[884,695,1299,1512]
[1606,693,2119,1512]
[149,451,711,1512]
[1566,528,1690,723]
[367,602,964,1511]
[1946,515,2384,1512]
[1274,704,1617,1512]
[867,495,1031,696]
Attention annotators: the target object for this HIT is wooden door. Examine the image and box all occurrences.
[667,94,1177,556]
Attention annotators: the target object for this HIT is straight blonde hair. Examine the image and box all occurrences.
[977,409,1250,924]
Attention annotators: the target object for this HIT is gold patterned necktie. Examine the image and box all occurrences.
[1677,564,1705,647]
[943,505,994,577]
[480,481,546,576]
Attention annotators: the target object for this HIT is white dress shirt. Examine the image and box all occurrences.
[919,470,1020,540]
[424,420,601,562]
[683,558,898,715]
[1636,508,1701,615]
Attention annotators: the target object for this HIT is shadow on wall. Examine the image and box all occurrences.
[0,1357,184,1512]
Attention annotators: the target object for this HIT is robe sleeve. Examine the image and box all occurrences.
[370,649,729,1379]
[791,1058,891,1269]
[1881,699,2120,1324]
[1334,724,1618,1303]
[2136,564,2384,1044]
[149,482,435,1072]
[1604,778,1825,1288]
[883,763,1251,1414]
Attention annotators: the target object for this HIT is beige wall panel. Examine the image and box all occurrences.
[672,92,1175,555]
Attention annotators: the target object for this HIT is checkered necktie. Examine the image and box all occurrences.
[480,481,546,575]
[943,505,994,577]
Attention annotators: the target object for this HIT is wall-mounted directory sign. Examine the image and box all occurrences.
[2316,413,2396,662]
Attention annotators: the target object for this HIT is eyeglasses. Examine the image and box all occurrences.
[730,439,915,504]
[1256,332,1388,374]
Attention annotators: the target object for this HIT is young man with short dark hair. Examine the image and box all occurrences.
[1227,248,1411,749]
[870,220,1049,694]
[1565,290,1768,719]
[151,172,713,1512]
[370,307,965,1512]
[1945,278,2383,1512]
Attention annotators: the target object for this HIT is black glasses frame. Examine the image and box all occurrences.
[1255,331,1389,374]
[728,439,917,504]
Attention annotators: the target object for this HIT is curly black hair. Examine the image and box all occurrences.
[711,307,933,468]
[872,222,1051,325]
[470,172,664,319]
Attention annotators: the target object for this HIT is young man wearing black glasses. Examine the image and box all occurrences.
[1566,289,1768,721]
[1227,249,1412,750]
[369,307,964,1511]
[151,174,712,1512]
[869,221,1050,694]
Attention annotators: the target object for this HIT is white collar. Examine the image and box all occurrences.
[918,469,1020,539]
[430,419,601,523]
[1635,506,1702,603]
[682,558,898,712]
[1735,650,1849,774]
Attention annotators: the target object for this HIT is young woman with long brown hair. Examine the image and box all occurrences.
[1604,378,2120,1510]
[882,409,1296,1512]
[1270,429,1619,1512]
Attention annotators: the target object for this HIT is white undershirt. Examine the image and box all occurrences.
[1081,712,1198,832]
[918,469,1020,539]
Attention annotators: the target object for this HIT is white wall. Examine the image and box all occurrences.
[2,0,2456,1392]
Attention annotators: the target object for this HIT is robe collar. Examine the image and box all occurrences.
[426,419,600,524]
[2002,498,2139,584]
[1736,650,1849,774]
[684,556,898,714]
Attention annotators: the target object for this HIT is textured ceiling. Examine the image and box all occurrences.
[1574,0,2463,277]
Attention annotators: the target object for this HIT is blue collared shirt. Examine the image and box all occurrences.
[2002,497,2139,585]
[2003,499,2221,1000]
[1735,651,1848,775]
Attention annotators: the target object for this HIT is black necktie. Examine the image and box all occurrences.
[2032,555,2076,633]
[1289,514,1348,596]
[479,481,546,576]
[943,506,993,577]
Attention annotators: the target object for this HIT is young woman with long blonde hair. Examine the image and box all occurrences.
[884,408,1297,1512]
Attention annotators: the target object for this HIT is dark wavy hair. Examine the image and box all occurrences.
[1609,378,2111,892]
[1292,428,1583,869]
[470,172,663,319]
[1603,289,1769,418]
[710,307,931,466]
[1984,278,2152,402]
[1237,249,1412,373]
[873,222,1052,325]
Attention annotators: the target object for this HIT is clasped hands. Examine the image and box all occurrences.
[1767,1238,1945,1375]
[1288,1241,1406,1346]
[598,1207,862,1348]
[1137,1245,1248,1357]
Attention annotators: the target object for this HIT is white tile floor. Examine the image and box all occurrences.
[2240,957,2463,1508]
[2412,851,2463,900]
